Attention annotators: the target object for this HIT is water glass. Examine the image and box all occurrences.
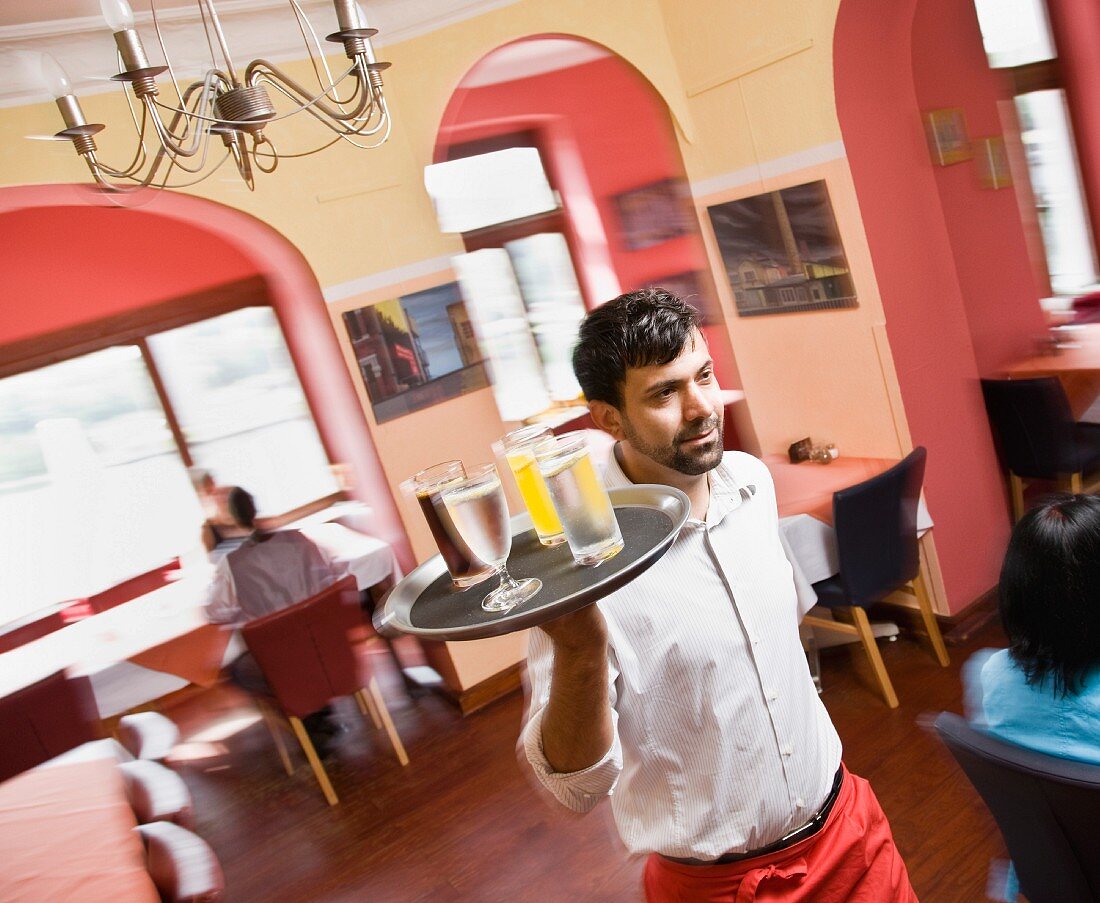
[440,464,542,612]
[534,432,624,566]
[497,425,567,547]
[401,461,494,589]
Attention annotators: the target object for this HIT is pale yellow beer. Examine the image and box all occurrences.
[500,425,567,547]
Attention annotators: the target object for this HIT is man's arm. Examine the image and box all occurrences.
[522,604,622,813]
[539,605,613,773]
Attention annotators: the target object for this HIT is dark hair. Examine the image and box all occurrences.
[226,487,257,529]
[572,288,700,408]
[999,493,1100,697]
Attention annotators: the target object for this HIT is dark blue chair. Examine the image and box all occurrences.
[980,377,1100,521]
[933,711,1100,903]
[802,447,948,708]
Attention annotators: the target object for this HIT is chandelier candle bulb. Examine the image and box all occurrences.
[100,0,135,31]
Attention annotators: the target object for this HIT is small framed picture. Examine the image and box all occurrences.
[924,108,972,166]
[974,136,1012,189]
[613,178,696,250]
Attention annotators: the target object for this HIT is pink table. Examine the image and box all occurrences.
[1005,326,1100,418]
[0,759,158,902]
[763,455,904,523]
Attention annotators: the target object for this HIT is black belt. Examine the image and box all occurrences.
[663,766,845,866]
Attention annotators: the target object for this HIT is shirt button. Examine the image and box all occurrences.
[795,797,806,808]
[781,745,793,757]
[766,689,778,701]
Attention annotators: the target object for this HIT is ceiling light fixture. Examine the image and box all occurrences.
[34,0,392,192]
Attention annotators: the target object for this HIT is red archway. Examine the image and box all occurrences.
[0,184,413,570]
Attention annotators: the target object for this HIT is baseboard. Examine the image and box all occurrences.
[441,662,525,716]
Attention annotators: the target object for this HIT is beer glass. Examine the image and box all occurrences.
[535,432,624,566]
[497,425,566,547]
[401,461,494,589]
[440,464,542,612]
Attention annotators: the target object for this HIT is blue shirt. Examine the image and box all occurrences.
[963,648,1100,765]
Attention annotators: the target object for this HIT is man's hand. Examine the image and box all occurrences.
[538,603,607,655]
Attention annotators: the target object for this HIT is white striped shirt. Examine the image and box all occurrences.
[522,450,842,860]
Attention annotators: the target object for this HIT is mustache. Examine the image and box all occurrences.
[676,416,720,443]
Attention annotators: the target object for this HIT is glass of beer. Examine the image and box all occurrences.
[402,461,495,589]
[498,425,567,547]
[535,432,624,566]
[440,464,542,612]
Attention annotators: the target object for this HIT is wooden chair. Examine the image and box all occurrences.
[241,576,408,805]
[802,448,949,708]
[980,377,1100,521]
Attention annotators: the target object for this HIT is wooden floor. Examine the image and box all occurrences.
[165,621,1009,902]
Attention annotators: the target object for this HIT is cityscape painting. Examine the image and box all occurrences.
[707,180,858,317]
[343,282,488,423]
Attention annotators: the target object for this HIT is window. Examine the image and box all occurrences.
[147,308,337,515]
[973,0,1056,69]
[0,347,198,625]
[0,306,337,629]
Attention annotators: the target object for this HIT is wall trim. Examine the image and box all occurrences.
[686,38,815,98]
[322,254,453,303]
[690,140,848,200]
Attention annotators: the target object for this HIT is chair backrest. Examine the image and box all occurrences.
[0,671,102,782]
[833,447,926,606]
[933,711,1100,903]
[240,576,365,718]
[551,411,596,435]
[980,377,1079,478]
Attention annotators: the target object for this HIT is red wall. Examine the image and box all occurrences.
[0,187,413,571]
[835,0,1024,610]
[911,0,1047,374]
[436,49,741,392]
[0,206,255,345]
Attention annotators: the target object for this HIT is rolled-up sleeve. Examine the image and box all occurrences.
[521,626,623,813]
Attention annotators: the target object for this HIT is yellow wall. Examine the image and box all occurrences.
[0,0,943,688]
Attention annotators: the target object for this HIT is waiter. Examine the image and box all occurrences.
[523,289,917,901]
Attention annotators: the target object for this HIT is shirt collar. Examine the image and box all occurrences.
[601,442,752,527]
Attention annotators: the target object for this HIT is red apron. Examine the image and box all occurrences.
[643,766,918,902]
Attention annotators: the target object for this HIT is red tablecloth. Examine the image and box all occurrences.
[0,759,158,902]
[763,455,901,524]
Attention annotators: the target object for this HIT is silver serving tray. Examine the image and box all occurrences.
[375,484,690,642]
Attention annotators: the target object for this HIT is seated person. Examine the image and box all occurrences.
[964,493,1100,765]
[204,487,350,755]
[191,469,251,553]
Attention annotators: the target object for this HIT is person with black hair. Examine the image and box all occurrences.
[964,493,1100,765]
[204,487,350,756]
[523,289,916,901]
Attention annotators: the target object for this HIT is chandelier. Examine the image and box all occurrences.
[35,0,392,192]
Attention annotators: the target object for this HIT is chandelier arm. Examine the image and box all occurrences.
[92,100,151,178]
[254,73,379,139]
[198,0,239,84]
[150,0,188,111]
[246,59,372,123]
[145,73,225,159]
[287,0,351,112]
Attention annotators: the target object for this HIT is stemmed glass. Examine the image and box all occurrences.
[440,463,542,612]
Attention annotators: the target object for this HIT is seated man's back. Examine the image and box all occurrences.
[225,530,342,621]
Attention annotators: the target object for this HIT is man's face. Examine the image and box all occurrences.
[614,330,724,476]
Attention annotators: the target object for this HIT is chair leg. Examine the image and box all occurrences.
[913,573,950,667]
[288,716,339,806]
[1009,472,1026,522]
[849,607,900,709]
[355,689,383,729]
[256,701,294,776]
[365,677,409,767]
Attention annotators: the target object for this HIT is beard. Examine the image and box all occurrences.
[620,411,724,476]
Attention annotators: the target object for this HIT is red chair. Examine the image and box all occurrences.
[241,576,409,805]
[0,671,101,782]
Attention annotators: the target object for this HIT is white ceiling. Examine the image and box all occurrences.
[0,0,525,106]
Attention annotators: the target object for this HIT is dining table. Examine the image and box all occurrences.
[0,757,158,902]
[0,523,402,718]
[1004,325,1100,419]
